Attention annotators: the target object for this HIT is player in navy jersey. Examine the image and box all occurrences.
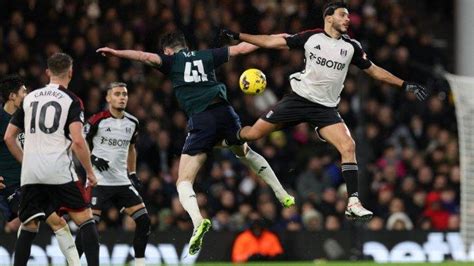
[74,82,150,266]
[96,31,295,255]
[0,75,82,265]
[222,1,428,221]
[4,53,100,266]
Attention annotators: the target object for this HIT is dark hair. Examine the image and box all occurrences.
[0,75,24,102]
[159,31,188,51]
[107,82,127,91]
[47,52,73,76]
[323,1,348,18]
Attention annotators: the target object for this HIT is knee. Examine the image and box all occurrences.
[23,219,40,231]
[240,126,262,141]
[47,216,67,231]
[340,138,356,156]
[134,212,151,236]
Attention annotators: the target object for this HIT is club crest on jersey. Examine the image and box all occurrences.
[340,49,348,57]
[126,127,132,134]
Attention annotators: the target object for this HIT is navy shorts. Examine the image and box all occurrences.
[0,183,20,222]
[182,102,244,155]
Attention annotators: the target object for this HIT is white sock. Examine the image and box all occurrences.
[238,148,289,201]
[54,225,81,266]
[135,257,145,266]
[177,181,203,228]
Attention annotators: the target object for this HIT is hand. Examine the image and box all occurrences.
[220,29,240,42]
[0,176,5,190]
[403,81,429,101]
[129,172,143,192]
[96,47,118,57]
[91,155,110,172]
[86,172,98,187]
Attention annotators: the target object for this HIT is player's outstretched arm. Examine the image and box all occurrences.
[364,63,429,101]
[228,33,291,56]
[222,29,289,50]
[69,121,97,186]
[3,124,23,163]
[96,47,162,66]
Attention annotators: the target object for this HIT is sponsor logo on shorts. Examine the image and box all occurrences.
[91,197,97,205]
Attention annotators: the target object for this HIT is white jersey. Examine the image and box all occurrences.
[10,83,84,185]
[85,110,138,186]
[285,29,372,107]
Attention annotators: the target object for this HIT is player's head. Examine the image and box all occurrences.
[106,82,128,112]
[0,75,27,108]
[160,31,188,55]
[46,52,73,81]
[248,212,265,237]
[323,1,350,34]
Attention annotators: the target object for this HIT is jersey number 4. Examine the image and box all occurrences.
[30,101,62,134]
[184,60,208,82]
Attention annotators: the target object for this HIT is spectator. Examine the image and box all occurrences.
[231,212,284,263]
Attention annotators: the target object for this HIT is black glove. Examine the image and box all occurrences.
[403,81,429,101]
[91,155,110,172]
[220,29,240,41]
[129,172,142,192]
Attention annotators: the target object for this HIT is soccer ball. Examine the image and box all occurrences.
[239,68,267,95]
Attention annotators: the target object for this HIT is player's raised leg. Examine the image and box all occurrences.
[177,153,211,255]
[124,203,150,266]
[46,213,81,266]
[318,122,373,220]
[229,143,295,207]
[238,118,279,142]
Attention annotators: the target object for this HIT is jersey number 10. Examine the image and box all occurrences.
[184,60,208,83]
[30,101,62,134]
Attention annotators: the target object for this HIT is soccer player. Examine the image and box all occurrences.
[221,1,428,220]
[74,82,150,266]
[96,31,294,255]
[0,75,81,265]
[4,53,100,266]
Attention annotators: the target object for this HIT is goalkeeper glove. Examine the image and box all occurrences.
[403,81,429,101]
[91,155,110,172]
[221,29,240,41]
[129,172,143,192]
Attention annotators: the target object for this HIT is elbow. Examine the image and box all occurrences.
[4,135,14,147]
[71,138,86,149]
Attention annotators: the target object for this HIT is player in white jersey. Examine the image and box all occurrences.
[221,1,428,221]
[3,53,100,266]
[75,82,150,266]
[1,75,81,266]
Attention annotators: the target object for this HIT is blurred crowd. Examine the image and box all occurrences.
[0,0,457,235]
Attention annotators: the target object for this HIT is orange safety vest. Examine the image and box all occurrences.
[231,229,284,263]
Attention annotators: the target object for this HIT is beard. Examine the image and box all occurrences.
[334,23,348,34]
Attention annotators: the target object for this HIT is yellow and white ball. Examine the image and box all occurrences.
[239,68,267,95]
